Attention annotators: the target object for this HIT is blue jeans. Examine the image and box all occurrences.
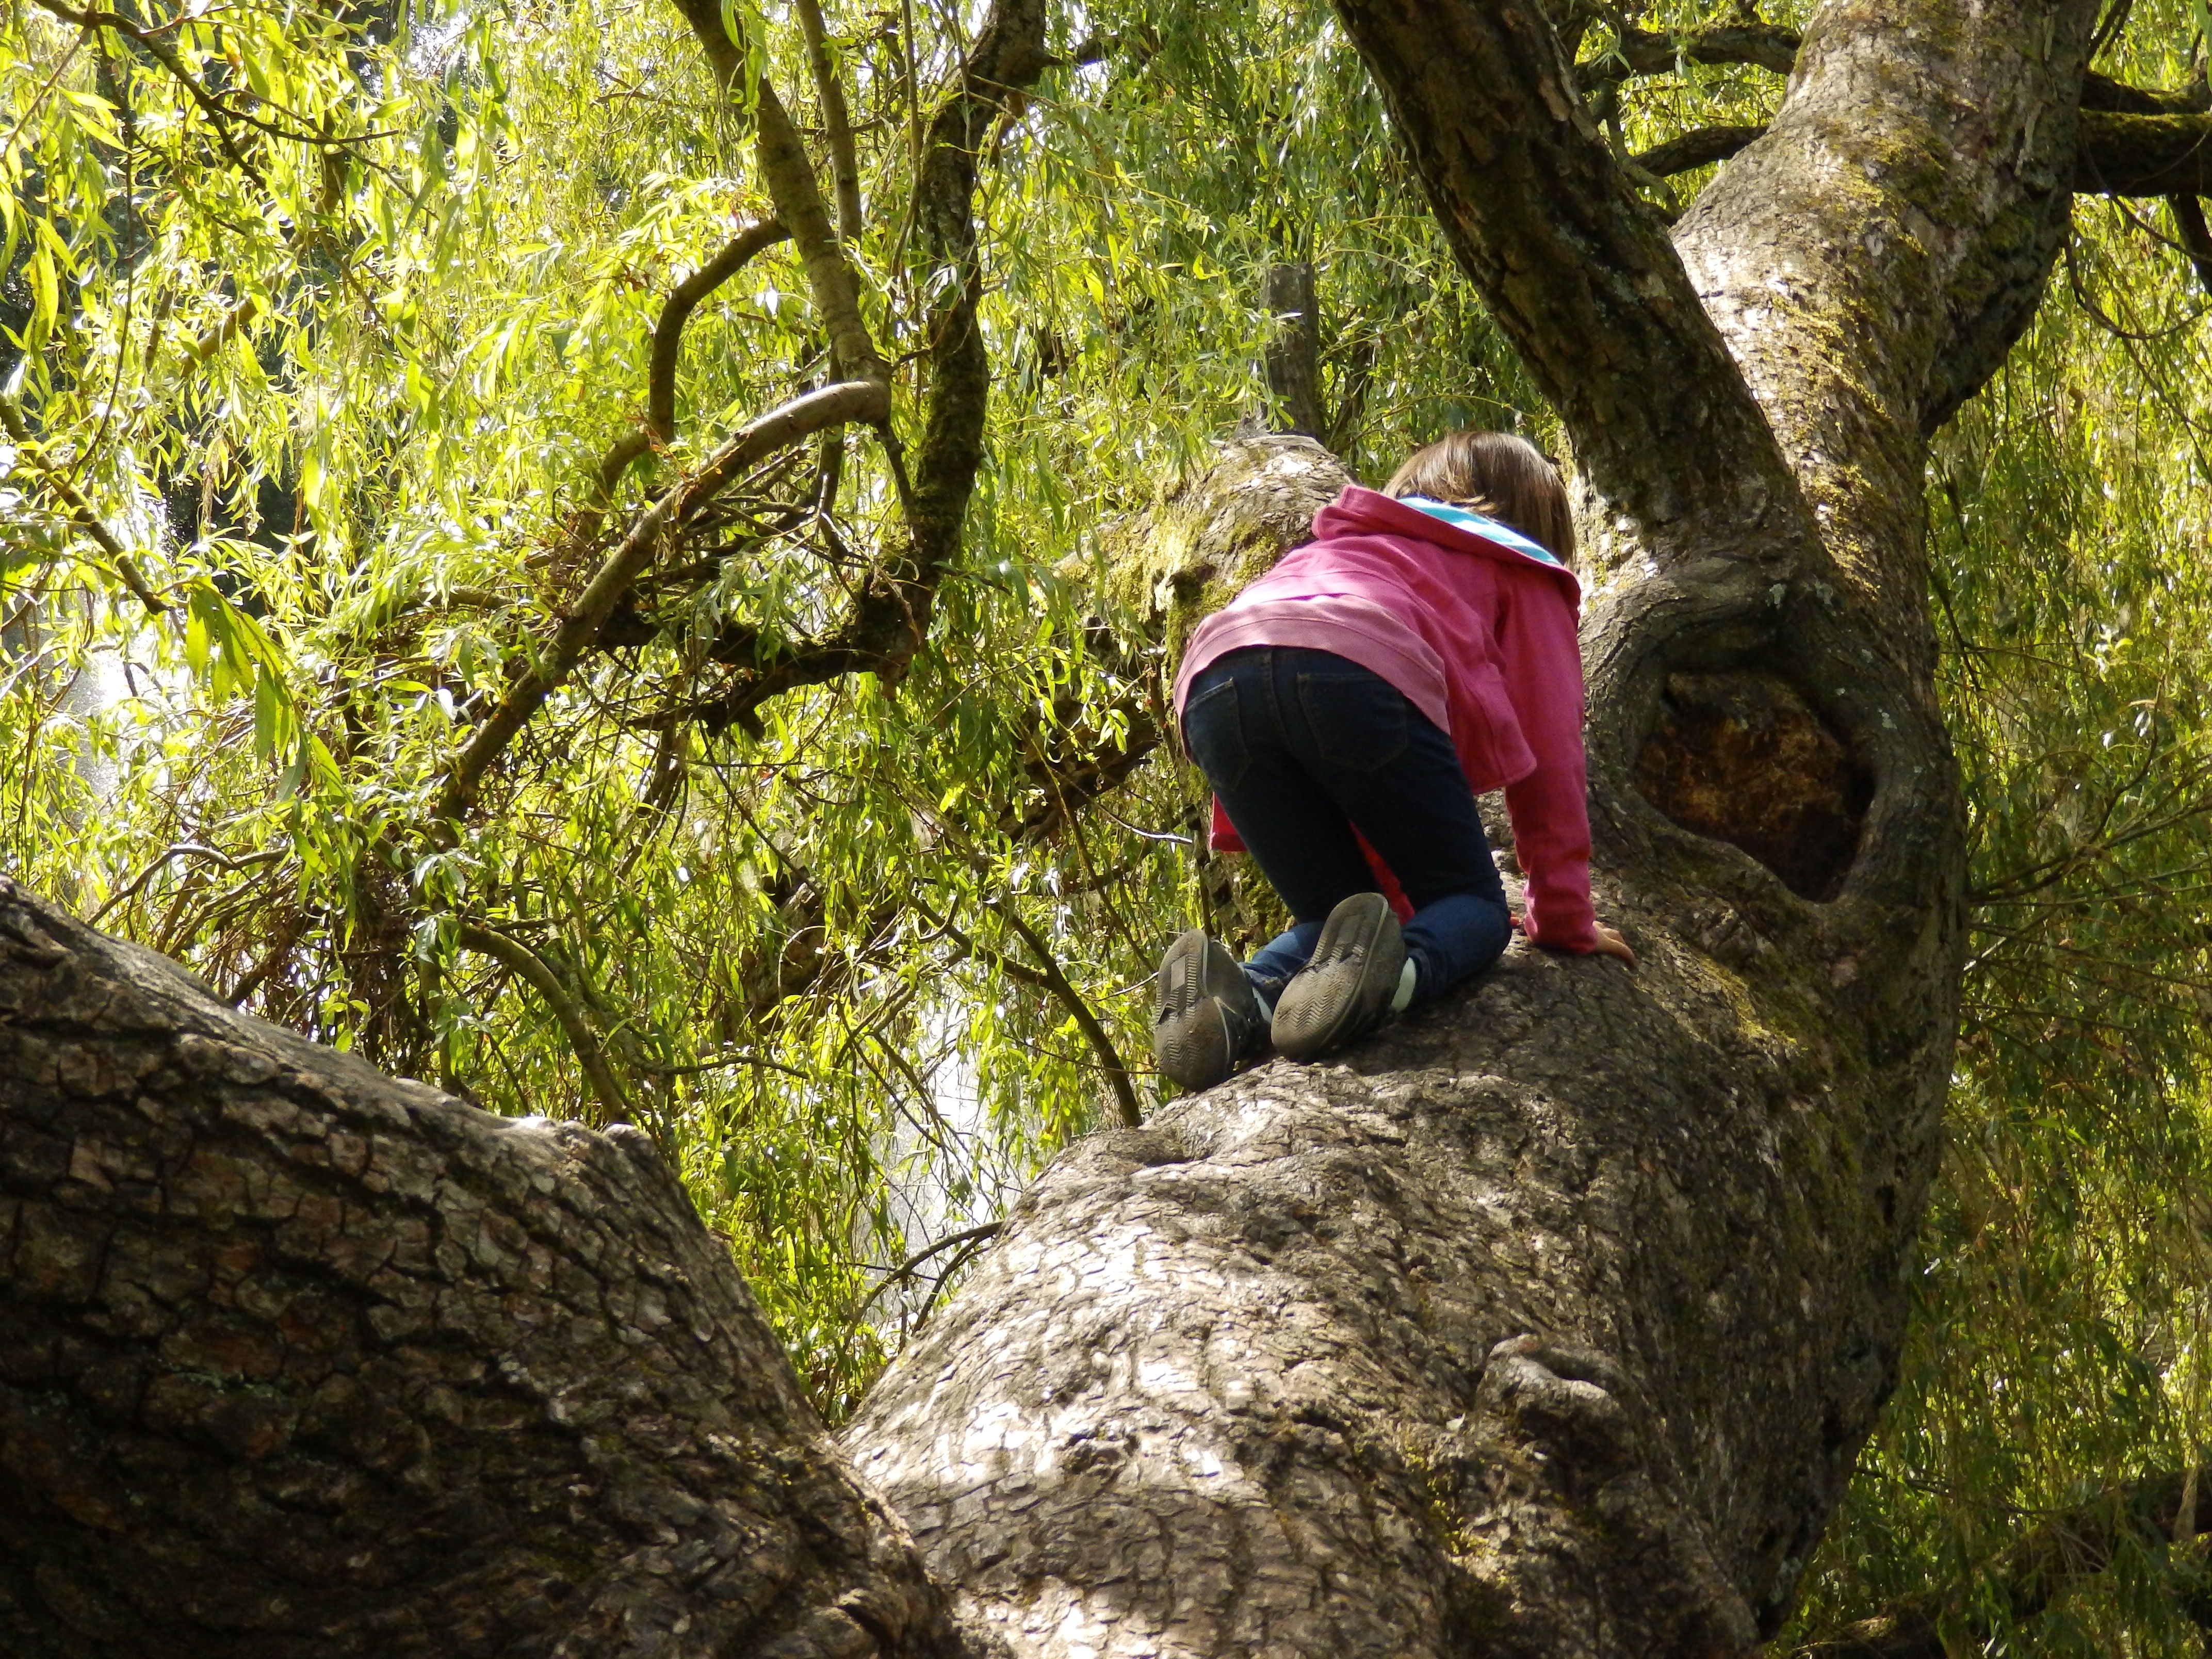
[1181,646,1512,1007]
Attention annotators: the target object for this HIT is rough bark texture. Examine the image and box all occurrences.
[0,880,956,1657]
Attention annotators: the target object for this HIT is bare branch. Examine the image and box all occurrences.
[987,898,1143,1128]
[1634,122,1763,178]
[661,0,886,385]
[647,218,791,444]
[2081,68,2209,113]
[669,0,1050,737]
[1575,20,1800,92]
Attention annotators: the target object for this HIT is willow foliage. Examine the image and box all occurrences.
[5,0,2212,1640]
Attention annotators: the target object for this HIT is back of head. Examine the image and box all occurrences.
[1385,430,1575,565]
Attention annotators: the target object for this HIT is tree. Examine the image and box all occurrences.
[6,0,2212,1654]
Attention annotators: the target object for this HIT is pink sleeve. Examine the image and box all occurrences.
[1209,796,1245,853]
[1497,576,1599,952]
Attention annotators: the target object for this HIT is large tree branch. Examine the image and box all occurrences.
[1575,20,1801,94]
[0,878,957,1656]
[1640,110,2212,197]
[1327,0,1798,543]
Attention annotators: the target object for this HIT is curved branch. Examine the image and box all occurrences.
[987,899,1143,1129]
[454,922,631,1126]
[647,218,791,444]
[435,378,889,820]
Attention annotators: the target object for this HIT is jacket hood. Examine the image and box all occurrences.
[1311,484,1581,607]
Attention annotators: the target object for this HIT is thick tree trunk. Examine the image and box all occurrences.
[0,2,2123,1656]
[0,881,956,1657]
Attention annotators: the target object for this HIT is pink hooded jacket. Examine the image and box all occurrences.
[1173,484,1598,952]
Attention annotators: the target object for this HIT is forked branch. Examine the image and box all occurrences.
[435,378,888,820]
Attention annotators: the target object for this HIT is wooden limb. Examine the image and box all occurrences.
[2078,110,2212,195]
[1328,0,1790,530]
[2082,67,2209,113]
[454,921,632,1126]
[1633,111,2212,198]
[647,218,791,444]
[1576,20,1800,92]
[1635,122,1763,178]
[792,0,864,242]
[1263,262,1324,439]
[0,392,169,615]
[434,378,888,821]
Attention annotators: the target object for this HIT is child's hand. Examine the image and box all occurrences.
[1590,923,1637,968]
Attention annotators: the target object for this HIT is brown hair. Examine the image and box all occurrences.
[1384,430,1575,564]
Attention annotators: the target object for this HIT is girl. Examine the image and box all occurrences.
[1152,430,1636,1093]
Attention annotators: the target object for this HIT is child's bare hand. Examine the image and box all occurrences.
[1590,923,1637,968]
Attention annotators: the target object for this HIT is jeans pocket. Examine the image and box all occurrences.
[1183,674,1250,791]
[1297,671,1408,772]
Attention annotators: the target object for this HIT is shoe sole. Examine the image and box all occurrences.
[1152,929,1245,1093]
[1272,894,1404,1062]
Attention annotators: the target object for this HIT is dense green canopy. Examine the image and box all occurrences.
[4,0,2210,1645]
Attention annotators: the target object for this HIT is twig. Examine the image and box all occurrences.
[0,393,169,614]
[455,921,631,1126]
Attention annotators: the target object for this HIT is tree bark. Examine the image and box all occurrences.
[0,879,958,1657]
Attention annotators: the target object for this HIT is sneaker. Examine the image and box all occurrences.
[1152,930,1267,1093]
[1271,892,1405,1062]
